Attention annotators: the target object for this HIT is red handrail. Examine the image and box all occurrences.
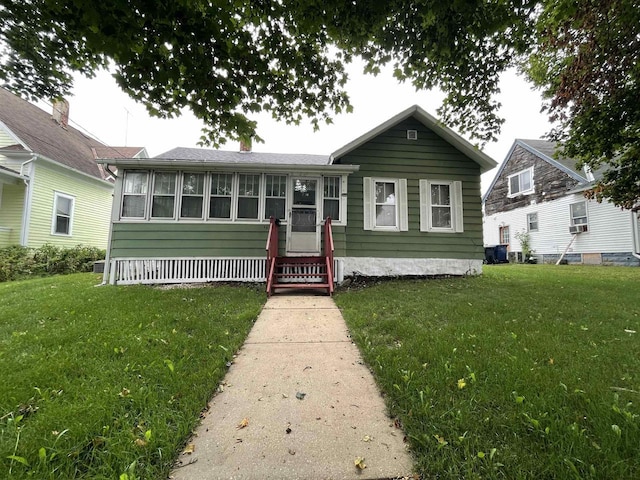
[324,217,334,294]
[266,217,279,295]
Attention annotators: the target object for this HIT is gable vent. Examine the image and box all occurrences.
[407,130,418,140]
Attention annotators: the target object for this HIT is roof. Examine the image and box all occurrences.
[482,138,592,203]
[93,146,147,159]
[0,163,24,183]
[0,87,143,180]
[330,105,498,174]
[156,147,330,165]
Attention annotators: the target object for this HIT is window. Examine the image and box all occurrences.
[209,173,233,219]
[122,171,148,218]
[52,192,74,235]
[419,180,463,232]
[570,201,588,226]
[237,174,260,219]
[151,172,177,218]
[527,212,539,232]
[323,176,340,221]
[375,181,397,227]
[363,177,408,231]
[264,175,286,220]
[508,168,534,196]
[180,173,205,219]
[499,225,510,245]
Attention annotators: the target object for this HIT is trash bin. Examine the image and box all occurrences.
[484,245,509,264]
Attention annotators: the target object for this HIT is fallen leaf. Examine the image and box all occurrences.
[119,388,130,397]
[548,358,554,365]
[457,379,467,389]
[354,457,367,470]
[282,393,288,399]
[296,392,306,400]
[183,443,195,454]
[362,435,372,442]
[237,418,249,429]
[288,448,296,455]
[134,438,147,447]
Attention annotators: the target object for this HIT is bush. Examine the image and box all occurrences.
[0,244,105,282]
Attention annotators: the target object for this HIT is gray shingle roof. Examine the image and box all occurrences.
[156,147,330,165]
[0,87,141,180]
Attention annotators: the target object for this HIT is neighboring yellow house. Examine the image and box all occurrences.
[0,88,147,249]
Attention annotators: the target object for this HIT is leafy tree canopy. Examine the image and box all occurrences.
[526,0,640,211]
[0,1,638,209]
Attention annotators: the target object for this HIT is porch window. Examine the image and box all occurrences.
[122,171,148,218]
[209,173,233,219]
[508,168,534,196]
[527,212,539,232]
[180,172,205,219]
[151,172,177,218]
[52,192,74,235]
[362,177,408,231]
[323,176,340,221]
[419,180,464,232]
[237,174,260,219]
[264,174,286,220]
[570,201,588,226]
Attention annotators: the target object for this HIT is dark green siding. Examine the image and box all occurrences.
[110,222,346,258]
[336,118,484,260]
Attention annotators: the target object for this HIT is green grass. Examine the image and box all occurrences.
[0,274,265,479]
[335,265,640,479]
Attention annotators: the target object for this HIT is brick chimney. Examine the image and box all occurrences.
[52,99,69,128]
[239,138,252,153]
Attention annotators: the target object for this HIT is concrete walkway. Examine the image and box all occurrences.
[170,295,413,480]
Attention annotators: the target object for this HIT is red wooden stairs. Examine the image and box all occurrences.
[265,217,335,296]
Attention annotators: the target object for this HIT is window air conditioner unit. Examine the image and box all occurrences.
[569,224,588,234]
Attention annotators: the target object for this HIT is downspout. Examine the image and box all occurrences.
[19,155,37,246]
[632,211,640,261]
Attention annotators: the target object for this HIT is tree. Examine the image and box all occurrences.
[0,0,534,146]
[526,0,640,211]
[1,1,638,209]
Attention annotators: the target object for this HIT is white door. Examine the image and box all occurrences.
[286,177,320,254]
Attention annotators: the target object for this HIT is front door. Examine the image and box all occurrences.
[286,177,320,254]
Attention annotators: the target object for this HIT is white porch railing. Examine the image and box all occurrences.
[108,257,343,285]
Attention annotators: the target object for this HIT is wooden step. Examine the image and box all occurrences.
[272,283,331,290]
[274,272,328,278]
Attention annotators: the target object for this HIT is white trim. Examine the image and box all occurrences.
[364,177,408,232]
[507,167,534,197]
[569,200,588,227]
[342,256,482,277]
[51,191,75,236]
[419,180,464,233]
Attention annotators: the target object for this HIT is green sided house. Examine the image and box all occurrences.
[0,87,147,249]
[99,105,497,292]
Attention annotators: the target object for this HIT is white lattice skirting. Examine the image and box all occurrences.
[108,257,344,285]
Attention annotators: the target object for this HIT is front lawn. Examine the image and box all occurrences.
[335,265,640,479]
[0,274,264,479]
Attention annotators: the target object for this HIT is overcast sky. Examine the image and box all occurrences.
[38,62,552,191]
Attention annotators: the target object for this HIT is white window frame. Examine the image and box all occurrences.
[507,168,534,197]
[236,173,261,221]
[179,172,206,220]
[419,180,464,233]
[150,171,178,219]
[499,225,510,245]
[121,171,149,219]
[363,177,408,232]
[263,174,287,222]
[208,172,235,220]
[51,192,75,236]
[570,201,588,226]
[527,212,539,232]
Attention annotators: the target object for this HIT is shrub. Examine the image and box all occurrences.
[0,244,105,282]
[0,245,34,282]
